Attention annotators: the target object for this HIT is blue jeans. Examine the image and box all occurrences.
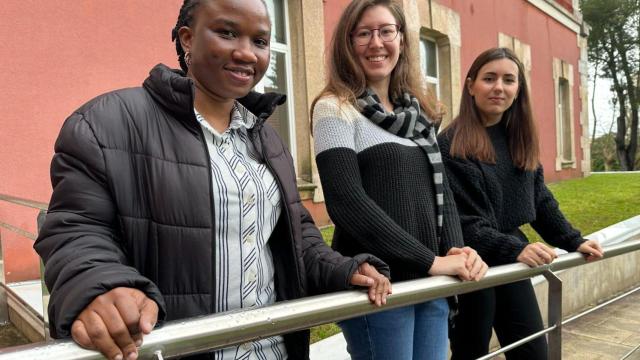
[338,298,449,360]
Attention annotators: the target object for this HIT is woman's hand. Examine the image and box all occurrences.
[453,246,488,281]
[349,262,392,307]
[577,239,604,261]
[428,251,470,280]
[430,247,488,281]
[517,242,558,267]
[71,287,158,360]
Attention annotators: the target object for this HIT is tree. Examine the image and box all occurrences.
[581,0,640,170]
[591,133,619,171]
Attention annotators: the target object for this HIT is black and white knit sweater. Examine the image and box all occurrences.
[313,96,464,281]
[437,122,585,266]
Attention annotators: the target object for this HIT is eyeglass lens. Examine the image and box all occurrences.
[353,24,399,45]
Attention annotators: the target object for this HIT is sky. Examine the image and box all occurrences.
[587,66,617,139]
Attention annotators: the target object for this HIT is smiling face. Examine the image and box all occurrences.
[352,5,401,90]
[179,0,271,103]
[467,58,520,126]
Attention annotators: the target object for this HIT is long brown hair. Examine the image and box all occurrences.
[310,0,435,119]
[445,47,539,171]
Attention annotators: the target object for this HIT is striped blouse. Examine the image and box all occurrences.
[195,103,286,360]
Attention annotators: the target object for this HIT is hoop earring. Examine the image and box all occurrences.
[184,51,192,67]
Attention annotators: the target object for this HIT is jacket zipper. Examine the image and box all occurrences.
[194,115,217,313]
[257,129,302,297]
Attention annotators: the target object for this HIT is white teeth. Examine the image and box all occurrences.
[231,70,251,76]
[367,56,387,61]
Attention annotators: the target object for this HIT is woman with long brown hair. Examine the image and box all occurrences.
[438,47,604,359]
[312,1,488,358]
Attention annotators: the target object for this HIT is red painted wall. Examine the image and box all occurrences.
[0,1,182,282]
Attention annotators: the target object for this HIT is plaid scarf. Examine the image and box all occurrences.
[357,89,445,237]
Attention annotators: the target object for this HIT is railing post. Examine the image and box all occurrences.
[36,210,50,341]
[543,270,562,360]
[0,230,8,325]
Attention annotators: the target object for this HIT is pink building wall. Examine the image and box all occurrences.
[0,1,181,282]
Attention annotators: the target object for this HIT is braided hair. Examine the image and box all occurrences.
[171,0,202,72]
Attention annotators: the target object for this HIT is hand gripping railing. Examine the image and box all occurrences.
[0,239,639,360]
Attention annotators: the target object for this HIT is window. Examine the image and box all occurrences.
[254,0,296,157]
[419,37,440,98]
[553,58,576,169]
[558,78,573,161]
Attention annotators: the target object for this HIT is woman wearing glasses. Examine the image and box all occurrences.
[311,1,488,358]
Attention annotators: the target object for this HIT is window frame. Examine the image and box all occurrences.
[552,58,576,170]
[254,0,297,170]
[419,36,440,99]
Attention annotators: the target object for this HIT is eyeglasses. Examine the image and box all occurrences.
[351,24,401,46]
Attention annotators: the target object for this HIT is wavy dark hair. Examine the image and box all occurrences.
[311,0,436,119]
[444,47,539,171]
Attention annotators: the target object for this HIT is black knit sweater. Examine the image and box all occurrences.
[438,122,584,266]
[313,97,464,281]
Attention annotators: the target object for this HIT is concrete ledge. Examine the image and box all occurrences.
[4,281,45,343]
[533,215,640,325]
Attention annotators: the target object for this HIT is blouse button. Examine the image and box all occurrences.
[245,234,256,245]
[235,164,246,176]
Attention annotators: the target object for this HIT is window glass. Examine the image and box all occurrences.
[419,37,439,98]
[265,0,286,44]
[260,51,291,146]
[254,0,292,150]
[559,78,572,161]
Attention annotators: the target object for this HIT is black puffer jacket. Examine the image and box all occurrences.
[35,64,389,359]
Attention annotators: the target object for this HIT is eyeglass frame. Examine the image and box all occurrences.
[350,23,402,46]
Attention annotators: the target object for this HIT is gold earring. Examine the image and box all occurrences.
[184,51,192,67]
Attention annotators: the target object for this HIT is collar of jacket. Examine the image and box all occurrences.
[142,63,286,133]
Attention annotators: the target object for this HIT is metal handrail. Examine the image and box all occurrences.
[0,194,48,211]
[0,193,48,240]
[0,239,638,360]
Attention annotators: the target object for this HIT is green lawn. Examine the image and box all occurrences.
[310,173,640,343]
[521,173,640,242]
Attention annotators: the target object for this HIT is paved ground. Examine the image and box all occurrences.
[562,289,640,360]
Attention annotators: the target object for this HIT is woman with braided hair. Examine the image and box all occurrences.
[35,1,392,359]
[311,0,488,359]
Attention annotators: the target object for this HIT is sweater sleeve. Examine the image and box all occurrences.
[34,113,166,338]
[298,204,390,294]
[530,166,584,251]
[313,98,436,275]
[262,123,390,295]
[438,133,527,265]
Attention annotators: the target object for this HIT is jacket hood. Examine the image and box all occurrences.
[142,64,286,127]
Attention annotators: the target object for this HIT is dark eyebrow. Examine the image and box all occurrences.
[214,19,239,28]
[213,18,270,37]
[354,23,397,30]
[482,71,516,77]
